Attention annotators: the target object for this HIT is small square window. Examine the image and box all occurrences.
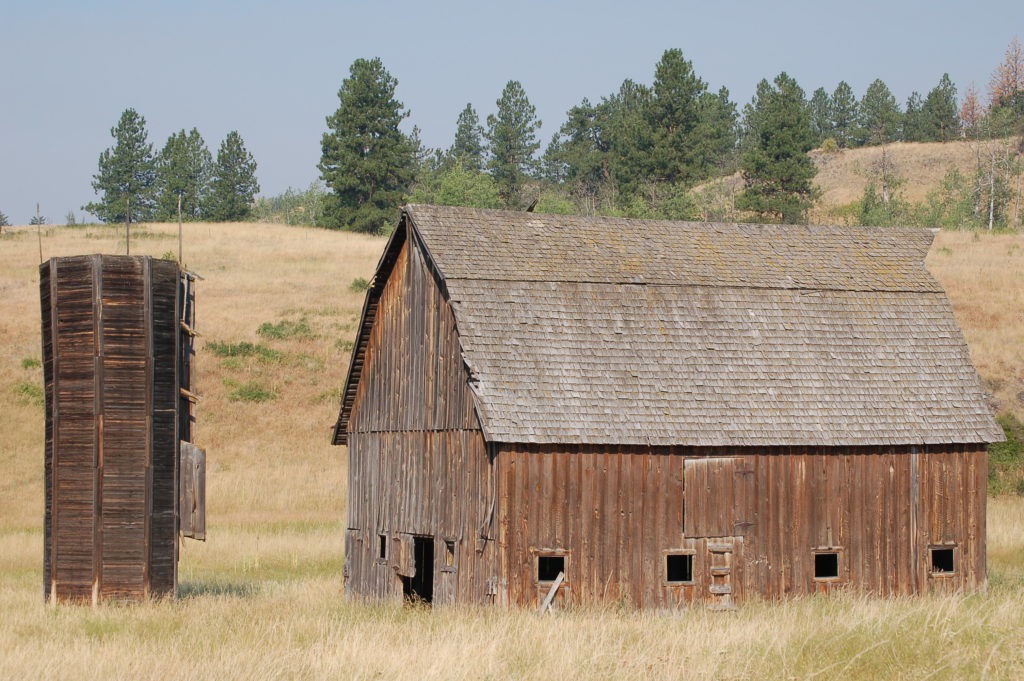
[930,547,955,574]
[814,552,839,579]
[442,539,456,571]
[666,554,694,583]
[537,555,565,582]
[378,534,387,561]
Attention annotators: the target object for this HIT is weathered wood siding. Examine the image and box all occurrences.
[41,255,184,603]
[346,237,495,604]
[496,444,987,608]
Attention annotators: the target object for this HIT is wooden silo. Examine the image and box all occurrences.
[40,254,201,603]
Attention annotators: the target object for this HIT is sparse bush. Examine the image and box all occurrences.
[224,379,278,403]
[257,318,314,340]
[990,412,1024,495]
[206,340,282,363]
[161,250,178,262]
[11,381,44,407]
[349,277,370,293]
[819,137,840,154]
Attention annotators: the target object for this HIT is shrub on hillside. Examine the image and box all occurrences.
[989,412,1024,495]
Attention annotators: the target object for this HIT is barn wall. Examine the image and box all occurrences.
[495,444,987,608]
[346,237,495,604]
[41,255,183,603]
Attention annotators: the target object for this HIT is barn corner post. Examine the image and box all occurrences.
[41,255,205,604]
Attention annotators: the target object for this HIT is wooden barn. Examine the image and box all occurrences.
[40,254,205,604]
[332,205,1003,609]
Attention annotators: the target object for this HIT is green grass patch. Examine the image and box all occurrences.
[11,381,43,407]
[349,277,370,293]
[224,379,278,403]
[206,340,283,363]
[20,357,41,370]
[335,338,355,352]
[990,412,1024,495]
[257,318,315,340]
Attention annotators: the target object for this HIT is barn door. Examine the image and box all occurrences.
[684,457,751,608]
[684,457,754,538]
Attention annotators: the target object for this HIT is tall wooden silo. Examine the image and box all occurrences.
[40,254,203,603]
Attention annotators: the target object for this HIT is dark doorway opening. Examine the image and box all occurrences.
[403,535,434,604]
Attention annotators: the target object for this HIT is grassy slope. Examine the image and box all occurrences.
[1,221,1022,679]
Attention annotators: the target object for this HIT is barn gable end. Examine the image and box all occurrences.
[337,216,495,605]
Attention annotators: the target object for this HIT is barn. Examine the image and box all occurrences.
[332,204,1003,609]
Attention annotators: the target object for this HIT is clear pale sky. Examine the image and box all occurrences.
[1,0,1020,224]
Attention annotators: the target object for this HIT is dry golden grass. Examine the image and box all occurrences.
[1,220,1023,680]
[929,231,1024,417]
[811,139,991,207]
[695,137,1023,225]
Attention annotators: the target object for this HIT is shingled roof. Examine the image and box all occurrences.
[335,204,1002,447]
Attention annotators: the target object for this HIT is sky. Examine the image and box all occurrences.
[1,0,1021,225]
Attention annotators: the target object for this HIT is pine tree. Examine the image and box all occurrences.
[644,50,736,186]
[85,108,157,223]
[830,81,859,148]
[205,131,260,221]
[923,74,960,142]
[485,80,542,208]
[0,210,9,227]
[858,79,902,145]
[155,128,211,221]
[737,73,818,223]
[902,92,928,142]
[319,57,417,233]
[809,87,833,144]
[603,80,654,200]
[449,104,486,172]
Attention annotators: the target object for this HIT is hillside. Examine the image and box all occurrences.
[1,221,1022,679]
[693,137,1024,225]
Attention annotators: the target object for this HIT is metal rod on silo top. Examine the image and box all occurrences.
[177,193,183,264]
[36,203,43,264]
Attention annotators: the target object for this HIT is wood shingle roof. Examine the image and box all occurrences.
[335,204,1003,447]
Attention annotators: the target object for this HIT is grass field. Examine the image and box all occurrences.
[1,220,1022,680]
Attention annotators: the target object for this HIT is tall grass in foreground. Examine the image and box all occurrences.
[2,498,1020,679]
[1,223,1022,679]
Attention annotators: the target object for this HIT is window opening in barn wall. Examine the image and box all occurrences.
[930,546,955,574]
[537,554,566,582]
[813,551,840,580]
[441,539,456,572]
[377,534,387,563]
[666,553,694,583]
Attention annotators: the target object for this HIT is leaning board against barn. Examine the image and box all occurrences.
[333,205,1003,609]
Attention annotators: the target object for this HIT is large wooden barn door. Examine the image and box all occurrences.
[684,457,754,538]
[684,457,753,607]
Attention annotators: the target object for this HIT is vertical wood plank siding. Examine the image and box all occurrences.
[41,255,186,603]
[496,444,987,608]
[346,238,495,604]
